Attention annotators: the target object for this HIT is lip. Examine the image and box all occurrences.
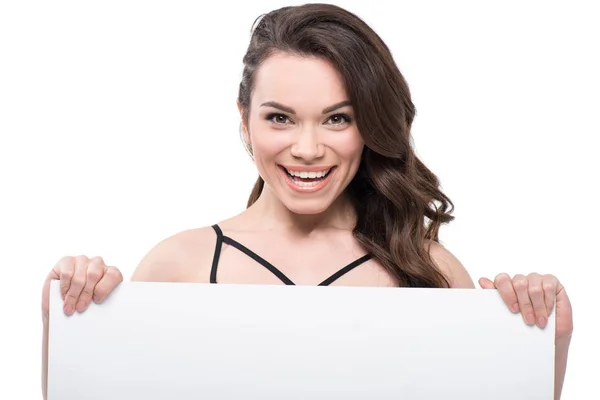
[279,164,336,172]
[278,165,337,193]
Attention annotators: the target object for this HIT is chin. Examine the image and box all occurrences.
[282,197,335,216]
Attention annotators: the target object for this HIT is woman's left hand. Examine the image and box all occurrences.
[478,273,573,341]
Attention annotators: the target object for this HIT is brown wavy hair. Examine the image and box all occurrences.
[237,4,453,288]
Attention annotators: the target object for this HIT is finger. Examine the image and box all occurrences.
[527,273,548,329]
[42,256,73,321]
[542,275,558,317]
[478,277,495,289]
[513,274,535,325]
[63,256,88,316]
[93,266,123,304]
[76,256,105,313]
[58,256,76,301]
[493,273,519,313]
[555,281,573,339]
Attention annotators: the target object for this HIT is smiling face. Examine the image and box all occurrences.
[240,52,365,215]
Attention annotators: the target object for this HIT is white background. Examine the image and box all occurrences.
[0,1,597,398]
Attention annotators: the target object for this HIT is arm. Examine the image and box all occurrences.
[42,313,49,400]
[554,335,571,399]
[427,241,475,288]
[41,227,215,399]
[41,257,123,400]
[130,227,215,282]
[429,242,571,400]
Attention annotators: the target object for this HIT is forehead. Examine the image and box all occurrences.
[252,52,349,110]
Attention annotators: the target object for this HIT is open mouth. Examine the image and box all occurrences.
[279,165,336,190]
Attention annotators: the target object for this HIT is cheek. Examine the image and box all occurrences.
[329,131,364,162]
[251,130,289,160]
[248,123,291,175]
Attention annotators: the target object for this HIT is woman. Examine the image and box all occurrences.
[41,3,573,399]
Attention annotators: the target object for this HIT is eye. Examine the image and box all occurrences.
[325,114,352,125]
[266,113,292,125]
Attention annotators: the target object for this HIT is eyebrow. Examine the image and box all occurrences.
[260,100,352,114]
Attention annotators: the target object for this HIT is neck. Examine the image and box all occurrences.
[246,184,356,236]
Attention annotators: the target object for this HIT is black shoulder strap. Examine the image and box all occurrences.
[209,224,224,284]
[318,254,373,286]
[222,235,295,285]
[210,223,371,286]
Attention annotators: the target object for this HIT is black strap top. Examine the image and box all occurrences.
[210,224,372,286]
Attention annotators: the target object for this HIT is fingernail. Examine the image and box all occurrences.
[537,316,547,328]
[76,300,87,313]
[511,303,520,313]
[525,314,535,325]
[64,303,74,315]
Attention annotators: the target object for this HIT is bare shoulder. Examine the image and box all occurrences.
[130,226,218,283]
[426,240,476,288]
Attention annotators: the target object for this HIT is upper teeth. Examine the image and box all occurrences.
[286,168,331,178]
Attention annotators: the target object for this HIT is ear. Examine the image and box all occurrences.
[237,102,251,145]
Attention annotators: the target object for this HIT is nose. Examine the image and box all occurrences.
[290,126,325,161]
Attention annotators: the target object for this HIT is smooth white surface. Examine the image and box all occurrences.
[48,280,554,399]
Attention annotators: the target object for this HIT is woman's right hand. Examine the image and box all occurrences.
[42,255,123,322]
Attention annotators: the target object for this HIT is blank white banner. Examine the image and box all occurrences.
[47,281,554,399]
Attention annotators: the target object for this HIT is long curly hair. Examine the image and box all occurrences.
[237,4,453,288]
